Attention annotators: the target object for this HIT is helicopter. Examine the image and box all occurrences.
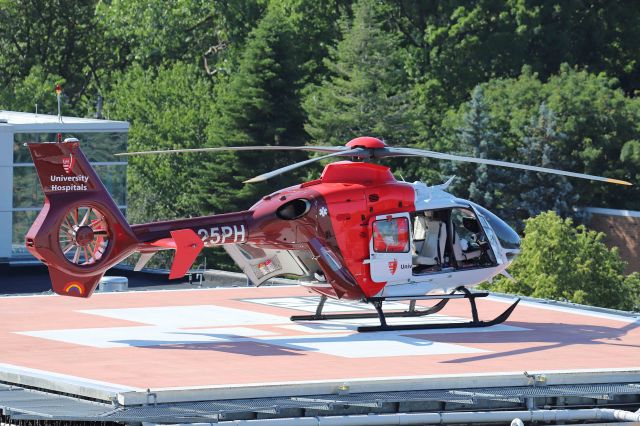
[24,136,631,332]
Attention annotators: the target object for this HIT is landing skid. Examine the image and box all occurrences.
[290,287,520,333]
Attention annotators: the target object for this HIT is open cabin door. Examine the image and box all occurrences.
[224,244,310,285]
[469,205,503,265]
[367,213,413,283]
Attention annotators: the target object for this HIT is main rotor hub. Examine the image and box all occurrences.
[345,136,387,149]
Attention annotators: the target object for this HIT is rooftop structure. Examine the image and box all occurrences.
[585,207,640,273]
[0,110,129,132]
[0,111,129,262]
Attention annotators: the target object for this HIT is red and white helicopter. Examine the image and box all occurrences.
[25,136,631,332]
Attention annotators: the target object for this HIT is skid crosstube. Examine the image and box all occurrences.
[289,297,449,322]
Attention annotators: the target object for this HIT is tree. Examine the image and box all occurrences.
[624,273,640,312]
[206,5,309,210]
[443,66,640,212]
[0,0,111,115]
[407,0,640,159]
[490,211,635,311]
[0,66,66,115]
[515,103,579,228]
[446,86,509,215]
[104,62,215,222]
[95,0,266,72]
[271,0,352,88]
[303,0,415,147]
[621,140,640,189]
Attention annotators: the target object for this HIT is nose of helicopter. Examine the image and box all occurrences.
[469,203,521,260]
[493,216,520,262]
[504,232,521,263]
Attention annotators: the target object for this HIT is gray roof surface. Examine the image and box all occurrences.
[0,110,129,132]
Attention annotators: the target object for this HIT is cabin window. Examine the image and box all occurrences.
[372,217,410,253]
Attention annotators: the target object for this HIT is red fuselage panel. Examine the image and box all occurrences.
[247,162,416,298]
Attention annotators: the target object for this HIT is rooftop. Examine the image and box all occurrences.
[0,272,638,423]
[0,110,129,132]
[0,284,637,405]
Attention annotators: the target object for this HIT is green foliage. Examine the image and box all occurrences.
[207,5,309,209]
[104,62,214,222]
[446,86,508,214]
[624,273,640,312]
[2,0,639,276]
[620,140,640,186]
[515,103,580,228]
[405,0,640,108]
[95,0,266,71]
[0,0,105,113]
[0,66,66,114]
[270,0,352,87]
[303,0,416,147]
[490,211,637,311]
[443,65,640,214]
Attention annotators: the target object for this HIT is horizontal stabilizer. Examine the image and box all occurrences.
[168,229,204,279]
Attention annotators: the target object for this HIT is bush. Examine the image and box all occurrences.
[490,211,637,311]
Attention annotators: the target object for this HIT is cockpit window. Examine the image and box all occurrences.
[471,203,521,250]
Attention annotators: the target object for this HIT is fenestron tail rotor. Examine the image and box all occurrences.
[58,206,111,266]
[115,136,633,186]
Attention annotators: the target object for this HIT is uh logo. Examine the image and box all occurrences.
[388,258,398,275]
[62,154,75,174]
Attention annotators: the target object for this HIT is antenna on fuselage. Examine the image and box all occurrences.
[433,176,456,190]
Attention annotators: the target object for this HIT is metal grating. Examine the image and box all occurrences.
[0,384,114,420]
[2,382,639,423]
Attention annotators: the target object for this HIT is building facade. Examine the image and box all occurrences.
[586,207,640,274]
[0,111,129,262]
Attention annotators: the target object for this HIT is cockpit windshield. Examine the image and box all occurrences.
[470,203,521,250]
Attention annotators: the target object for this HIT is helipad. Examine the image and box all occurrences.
[0,285,638,405]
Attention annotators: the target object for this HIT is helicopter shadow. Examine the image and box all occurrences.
[415,319,640,364]
[113,332,308,357]
[111,326,450,358]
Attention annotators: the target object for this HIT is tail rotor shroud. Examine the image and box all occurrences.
[25,142,139,297]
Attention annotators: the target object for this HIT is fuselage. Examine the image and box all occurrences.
[220,161,521,300]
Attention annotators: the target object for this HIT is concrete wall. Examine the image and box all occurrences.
[587,212,640,274]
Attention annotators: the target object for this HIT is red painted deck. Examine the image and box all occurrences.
[0,286,638,398]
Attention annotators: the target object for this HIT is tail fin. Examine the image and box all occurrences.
[26,140,139,297]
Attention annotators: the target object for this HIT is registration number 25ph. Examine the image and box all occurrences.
[197,224,246,245]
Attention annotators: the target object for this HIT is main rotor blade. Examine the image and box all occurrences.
[396,147,632,186]
[115,145,347,157]
[244,148,365,183]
